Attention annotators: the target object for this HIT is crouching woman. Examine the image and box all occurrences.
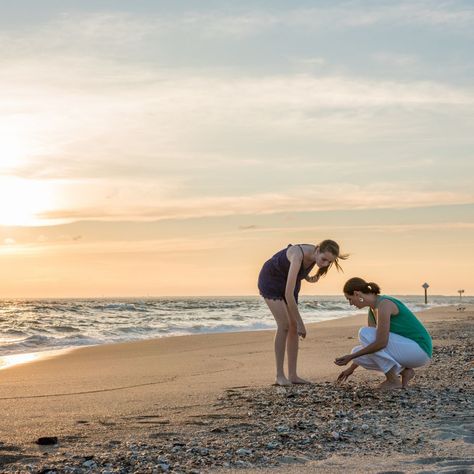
[335,278,432,390]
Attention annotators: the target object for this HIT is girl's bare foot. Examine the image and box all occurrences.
[274,376,291,386]
[401,368,415,388]
[376,379,402,391]
[289,376,311,384]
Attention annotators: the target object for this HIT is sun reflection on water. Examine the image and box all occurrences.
[0,352,40,369]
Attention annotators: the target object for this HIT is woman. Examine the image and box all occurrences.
[335,277,432,390]
[258,240,347,386]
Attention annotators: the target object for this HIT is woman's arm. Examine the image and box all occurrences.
[284,246,306,338]
[368,309,376,328]
[336,362,359,384]
[335,300,395,365]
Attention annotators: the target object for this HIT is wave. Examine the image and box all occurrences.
[0,296,468,357]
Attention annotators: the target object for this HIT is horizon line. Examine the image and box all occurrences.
[0,293,469,300]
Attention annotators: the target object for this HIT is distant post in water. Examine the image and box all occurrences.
[458,289,464,302]
[422,282,429,304]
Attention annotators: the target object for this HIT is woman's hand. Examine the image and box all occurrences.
[306,274,320,283]
[336,367,354,384]
[297,320,306,339]
[334,354,353,366]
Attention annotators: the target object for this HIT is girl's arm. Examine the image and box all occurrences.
[284,246,306,338]
[335,300,395,366]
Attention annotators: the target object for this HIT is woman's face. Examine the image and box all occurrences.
[345,291,365,308]
[316,250,336,268]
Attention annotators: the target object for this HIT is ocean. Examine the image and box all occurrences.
[0,295,470,359]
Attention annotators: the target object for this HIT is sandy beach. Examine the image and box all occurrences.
[0,305,472,473]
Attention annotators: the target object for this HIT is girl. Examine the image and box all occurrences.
[335,277,432,390]
[258,240,347,386]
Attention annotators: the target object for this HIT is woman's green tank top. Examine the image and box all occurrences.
[368,295,432,357]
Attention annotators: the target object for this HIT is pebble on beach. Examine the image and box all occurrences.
[2,315,473,473]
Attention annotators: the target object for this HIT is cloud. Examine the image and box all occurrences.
[1,4,472,186]
[372,52,419,67]
[66,4,474,38]
[3,62,473,176]
[287,2,474,29]
[3,221,472,256]
[239,225,259,230]
[0,235,232,257]
[241,222,474,235]
[1,3,472,229]
[37,184,474,223]
[1,3,472,62]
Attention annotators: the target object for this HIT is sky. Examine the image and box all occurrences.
[0,0,473,297]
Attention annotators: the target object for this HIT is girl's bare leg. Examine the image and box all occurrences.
[264,298,291,385]
[286,320,298,381]
[287,317,310,384]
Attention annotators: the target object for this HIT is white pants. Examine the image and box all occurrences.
[352,327,430,375]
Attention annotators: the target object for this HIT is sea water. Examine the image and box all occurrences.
[0,295,469,358]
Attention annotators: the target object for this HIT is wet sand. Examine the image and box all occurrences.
[0,305,472,473]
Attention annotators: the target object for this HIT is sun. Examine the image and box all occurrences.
[0,176,55,226]
[0,133,57,226]
[0,135,30,171]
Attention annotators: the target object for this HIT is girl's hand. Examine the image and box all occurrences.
[297,320,306,339]
[334,354,353,366]
[336,368,354,384]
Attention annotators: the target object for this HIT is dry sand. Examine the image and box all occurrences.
[0,305,472,473]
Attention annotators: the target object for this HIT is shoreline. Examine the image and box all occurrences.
[0,347,77,371]
[0,303,459,371]
[0,304,472,473]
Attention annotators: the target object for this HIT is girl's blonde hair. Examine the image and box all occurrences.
[316,239,349,278]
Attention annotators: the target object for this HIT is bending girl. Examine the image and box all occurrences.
[258,240,347,386]
[335,277,432,390]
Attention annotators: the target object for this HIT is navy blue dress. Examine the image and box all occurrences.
[258,244,316,303]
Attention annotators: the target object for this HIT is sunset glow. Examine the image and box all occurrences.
[0,135,27,171]
[0,177,55,226]
[0,1,472,297]
[0,352,39,369]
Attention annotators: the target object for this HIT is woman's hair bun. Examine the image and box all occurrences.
[366,282,381,294]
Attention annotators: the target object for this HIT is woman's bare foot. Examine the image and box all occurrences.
[376,379,402,391]
[376,367,402,391]
[289,376,312,384]
[401,368,415,388]
[274,376,291,386]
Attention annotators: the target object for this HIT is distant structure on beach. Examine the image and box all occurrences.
[457,289,466,311]
[422,282,429,304]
